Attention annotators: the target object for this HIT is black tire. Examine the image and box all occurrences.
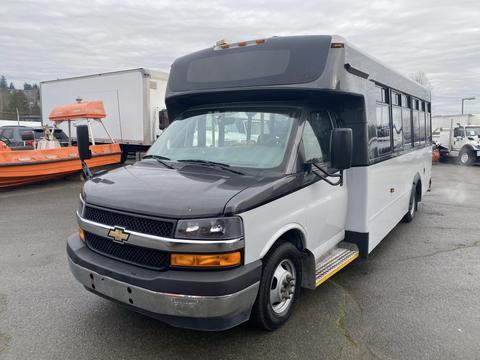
[458,148,475,166]
[250,242,302,331]
[402,186,417,223]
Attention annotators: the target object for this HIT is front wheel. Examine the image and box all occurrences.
[459,148,475,166]
[250,242,302,331]
[402,186,417,223]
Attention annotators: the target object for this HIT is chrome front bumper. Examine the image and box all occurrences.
[68,258,259,324]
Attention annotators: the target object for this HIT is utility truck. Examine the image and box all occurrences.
[41,68,169,159]
[68,35,432,331]
[433,121,480,165]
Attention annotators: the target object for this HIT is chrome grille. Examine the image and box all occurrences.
[83,205,175,238]
[85,232,169,270]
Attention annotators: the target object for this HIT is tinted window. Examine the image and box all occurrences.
[187,50,290,84]
[426,105,432,142]
[412,110,421,145]
[169,36,332,91]
[375,103,391,156]
[454,127,464,137]
[376,86,389,103]
[2,129,13,138]
[402,107,412,147]
[402,95,410,108]
[54,130,68,141]
[392,92,401,106]
[302,111,333,163]
[392,106,403,151]
[419,110,426,143]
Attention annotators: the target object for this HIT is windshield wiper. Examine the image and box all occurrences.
[178,159,245,175]
[142,155,174,169]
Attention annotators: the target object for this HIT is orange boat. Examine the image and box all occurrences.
[0,100,121,188]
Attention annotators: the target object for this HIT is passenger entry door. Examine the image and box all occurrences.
[301,111,348,259]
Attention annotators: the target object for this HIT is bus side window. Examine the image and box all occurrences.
[412,98,421,146]
[391,92,403,151]
[402,94,412,148]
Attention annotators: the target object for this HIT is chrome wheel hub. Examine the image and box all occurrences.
[461,153,469,163]
[269,259,296,315]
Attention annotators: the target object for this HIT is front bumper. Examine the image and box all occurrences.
[67,234,261,331]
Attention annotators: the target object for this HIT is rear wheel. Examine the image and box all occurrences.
[402,186,417,223]
[250,242,302,331]
[459,148,475,166]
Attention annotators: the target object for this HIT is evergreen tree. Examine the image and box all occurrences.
[0,76,7,89]
[30,102,41,115]
[8,82,15,90]
[23,82,33,90]
[7,91,30,114]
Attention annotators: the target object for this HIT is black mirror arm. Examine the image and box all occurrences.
[81,161,93,180]
[311,162,343,186]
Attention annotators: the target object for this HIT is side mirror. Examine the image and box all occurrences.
[21,131,34,141]
[76,125,92,161]
[159,109,170,130]
[330,128,353,170]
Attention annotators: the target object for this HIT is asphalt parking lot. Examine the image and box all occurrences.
[0,163,479,360]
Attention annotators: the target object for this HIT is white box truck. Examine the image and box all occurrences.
[433,120,480,165]
[40,68,169,159]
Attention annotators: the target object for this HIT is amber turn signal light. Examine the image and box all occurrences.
[79,227,85,241]
[170,252,241,268]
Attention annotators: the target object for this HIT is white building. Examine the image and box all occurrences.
[432,114,480,130]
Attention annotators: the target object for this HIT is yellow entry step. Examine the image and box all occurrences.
[315,243,359,287]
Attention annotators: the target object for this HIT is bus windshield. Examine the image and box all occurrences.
[146,109,299,170]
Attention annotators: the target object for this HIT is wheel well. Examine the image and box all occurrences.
[266,229,306,256]
[460,144,475,153]
[263,228,315,289]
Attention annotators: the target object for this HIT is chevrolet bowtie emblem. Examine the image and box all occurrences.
[108,227,130,243]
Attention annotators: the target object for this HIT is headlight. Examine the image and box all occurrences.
[175,217,243,240]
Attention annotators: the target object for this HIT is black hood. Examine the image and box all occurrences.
[83,162,263,219]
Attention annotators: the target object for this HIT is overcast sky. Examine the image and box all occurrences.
[1,0,479,114]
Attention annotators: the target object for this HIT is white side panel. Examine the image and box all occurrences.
[41,71,146,144]
[0,120,41,127]
[361,147,431,252]
[239,178,348,265]
[345,167,369,232]
[148,76,168,140]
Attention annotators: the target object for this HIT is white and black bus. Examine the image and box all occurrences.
[69,35,432,331]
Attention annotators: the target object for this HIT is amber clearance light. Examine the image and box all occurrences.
[79,227,85,241]
[171,252,241,268]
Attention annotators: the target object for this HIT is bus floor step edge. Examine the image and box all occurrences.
[315,244,359,287]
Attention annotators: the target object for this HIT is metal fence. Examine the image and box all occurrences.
[0,112,41,122]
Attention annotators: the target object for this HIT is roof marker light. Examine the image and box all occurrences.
[238,41,247,47]
[331,43,344,48]
[255,39,266,44]
[215,39,228,46]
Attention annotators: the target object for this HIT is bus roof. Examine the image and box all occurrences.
[166,35,430,103]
